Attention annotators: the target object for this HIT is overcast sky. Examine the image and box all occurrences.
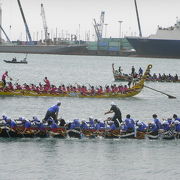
[1,0,180,41]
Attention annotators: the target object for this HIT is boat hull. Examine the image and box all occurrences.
[0,44,87,55]
[126,37,180,58]
[3,60,28,64]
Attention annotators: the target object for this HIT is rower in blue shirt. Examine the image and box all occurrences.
[80,120,89,130]
[44,101,61,123]
[136,121,147,132]
[152,114,161,129]
[6,118,17,129]
[124,114,135,132]
[70,119,81,130]
[49,118,58,129]
[2,114,8,121]
[20,118,32,134]
[173,114,180,122]
[174,120,180,132]
[161,121,170,131]
[87,116,95,129]
[147,122,158,135]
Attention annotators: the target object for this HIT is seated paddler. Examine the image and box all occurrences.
[124,114,135,133]
[70,119,81,130]
[80,120,89,130]
[136,121,147,132]
[48,117,58,129]
[152,114,161,129]
[5,117,17,129]
[173,114,180,122]
[20,118,32,134]
[147,122,158,135]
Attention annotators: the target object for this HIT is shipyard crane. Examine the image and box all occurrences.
[41,3,49,42]
[17,0,33,43]
[0,25,11,43]
[93,11,105,41]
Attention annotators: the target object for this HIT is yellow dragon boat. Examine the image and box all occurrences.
[0,64,152,98]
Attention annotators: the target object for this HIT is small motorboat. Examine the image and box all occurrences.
[3,59,28,64]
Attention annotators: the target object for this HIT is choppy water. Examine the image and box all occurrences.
[0,53,180,180]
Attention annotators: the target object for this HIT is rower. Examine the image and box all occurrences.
[1,71,10,88]
[136,121,147,132]
[173,114,180,122]
[48,117,58,129]
[21,118,32,134]
[147,122,158,135]
[44,77,50,90]
[104,102,122,128]
[152,114,161,129]
[80,120,89,130]
[87,116,95,129]
[2,114,8,121]
[44,101,61,124]
[5,118,17,129]
[124,114,135,133]
[70,119,81,130]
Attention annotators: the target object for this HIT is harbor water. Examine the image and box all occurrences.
[0,53,180,180]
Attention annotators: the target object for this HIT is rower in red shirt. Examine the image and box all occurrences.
[44,77,50,90]
[1,71,11,87]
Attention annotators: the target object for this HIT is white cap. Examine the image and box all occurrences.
[111,102,116,106]
[89,116,93,120]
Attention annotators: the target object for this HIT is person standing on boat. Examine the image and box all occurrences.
[1,71,8,87]
[104,102,122,128]
[138,67,143,76]
[44,101,61,123]
[44,77,50,90]
[131,66,135,76]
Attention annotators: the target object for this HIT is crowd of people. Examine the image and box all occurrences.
[1,102,180,138]
[115,65,179,82]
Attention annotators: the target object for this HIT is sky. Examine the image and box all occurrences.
[1,0,180,41]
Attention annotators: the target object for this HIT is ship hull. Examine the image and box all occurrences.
[126,37,180,58]
[0,44,87,55]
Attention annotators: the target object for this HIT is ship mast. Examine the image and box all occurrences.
[17,0,33,43]
[134,0,142,37]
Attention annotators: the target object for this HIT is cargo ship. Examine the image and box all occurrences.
[126,0,180,58]
[0,43,87,55]
[126,19,180,58]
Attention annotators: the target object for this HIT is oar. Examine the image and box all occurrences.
[144,85,176,99]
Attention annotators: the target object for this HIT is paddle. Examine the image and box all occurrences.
[144,85,176,99]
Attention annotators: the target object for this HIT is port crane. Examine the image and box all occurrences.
[0,25,11,43]
[93,11,105,41]
[17,0,33,43]
[41,3,49,42]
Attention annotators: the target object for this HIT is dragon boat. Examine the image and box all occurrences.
[112,64,180,83]
[0,125,177,140]
[0,64,152,98]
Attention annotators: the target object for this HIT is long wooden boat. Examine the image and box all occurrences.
[0,125,178,140]
[0,64,152,98]
[112,64,180,83]
[3,60,28,64]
